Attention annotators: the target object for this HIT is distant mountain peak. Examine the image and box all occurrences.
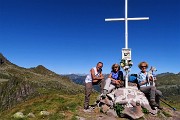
[0,53,5,58]
[0,53,12,65]
[36,65,46,69]
[0,53,7,64]
[30,65,56,76]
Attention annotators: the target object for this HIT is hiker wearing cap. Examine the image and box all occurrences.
[137,61,162,109]
[84,62,105,110]
[103,63,124,95]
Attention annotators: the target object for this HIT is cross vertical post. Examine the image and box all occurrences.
[105,0,149,88]
[125,0,128,49]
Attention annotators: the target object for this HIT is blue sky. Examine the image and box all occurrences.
[0,0,180,74]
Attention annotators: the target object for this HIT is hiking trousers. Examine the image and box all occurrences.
[84,79,105,109]
[155,89,162,106]
[140,86,156,100]
[104,78,116,93]
[140,86,162,105]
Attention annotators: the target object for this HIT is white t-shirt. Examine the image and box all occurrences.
[85,67,101,83]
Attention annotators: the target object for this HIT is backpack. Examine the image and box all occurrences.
[128,74,137,83]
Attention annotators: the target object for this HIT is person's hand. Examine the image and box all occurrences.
[140,80,147,85]
[149,76,153,81]
[111,79,116,84]
[92,79,98,83]
[115,80,120,85]
[100,76,104,79]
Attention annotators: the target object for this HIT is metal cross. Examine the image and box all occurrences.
[105,0,149,88]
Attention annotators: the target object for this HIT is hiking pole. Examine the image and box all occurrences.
[160,99,176,111]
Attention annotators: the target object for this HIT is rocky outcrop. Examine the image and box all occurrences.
[95,86,157,119]
[0,53,16,66]
[0,53,84,112]
[0,77,35,111]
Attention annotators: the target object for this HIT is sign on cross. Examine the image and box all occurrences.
[105,0,149,88]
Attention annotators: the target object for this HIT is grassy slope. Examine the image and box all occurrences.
[1,91,179,120]
[0,54,179,119]
[0,54,85,119]
[156,73,180,110]
[0,92,99,120]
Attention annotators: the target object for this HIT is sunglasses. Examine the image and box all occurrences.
[141,66,147,68]
[98,66,102,69]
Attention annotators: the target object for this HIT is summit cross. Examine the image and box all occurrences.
[105,0,149,49]
[105,0,149,88]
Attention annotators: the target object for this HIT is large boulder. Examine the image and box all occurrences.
[96,86,157,119]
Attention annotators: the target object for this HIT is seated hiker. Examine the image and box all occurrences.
[103,63,124,95]
[84,62,105,110]
[137,61,163,109]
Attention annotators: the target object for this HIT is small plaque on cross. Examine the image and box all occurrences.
[122,48,131,60]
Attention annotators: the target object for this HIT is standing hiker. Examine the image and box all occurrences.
[84,62,105,111]
[137,61,163,109]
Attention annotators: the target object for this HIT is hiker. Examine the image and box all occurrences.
[103,63,124,95]
[137,61,163,109]
[84,62,105,110]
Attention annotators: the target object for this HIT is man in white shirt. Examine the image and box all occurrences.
[84,62,105,110]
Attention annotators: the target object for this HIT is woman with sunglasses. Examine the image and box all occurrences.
[103,63,124,95]
[137,61,162,109]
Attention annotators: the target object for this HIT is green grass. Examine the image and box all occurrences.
[158,95,180,110]
[161,111,172,117]
[0,92,99,120]
[48,112,66,120]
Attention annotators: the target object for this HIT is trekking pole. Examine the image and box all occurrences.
[160,99,176,111]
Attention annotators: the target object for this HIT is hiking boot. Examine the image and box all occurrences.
[150,100,159,107]
[83,108,92,113]
[157,105,163,110]
[103,89,108,95]
[101,90,108,99]
[101,93,106,99]
[107,93,115,101]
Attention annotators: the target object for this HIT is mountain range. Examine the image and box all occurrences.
[0,53,180,119]
[0,53,84,112]
[65,72,180,99]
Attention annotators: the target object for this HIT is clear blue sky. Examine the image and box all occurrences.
[0,0,180,74]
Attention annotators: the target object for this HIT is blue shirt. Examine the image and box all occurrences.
[137,71,150,87]
[111,71,123,80]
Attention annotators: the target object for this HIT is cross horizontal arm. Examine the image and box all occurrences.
[127,17,149,20]
[105,17,149,21]
[105,18,126,21]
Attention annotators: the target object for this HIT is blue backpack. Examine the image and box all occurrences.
[128,74,137,83]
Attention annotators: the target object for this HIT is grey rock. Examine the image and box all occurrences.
[106,109,118,118]
[39,111,50,116]
[76,116,86,120]
[27,112,35,118]
[122,106,144,119]
[13,112,25,119]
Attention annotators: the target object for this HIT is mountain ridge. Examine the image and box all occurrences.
[0,53,180,119]
[0,53,84,112]
[65,72,180,101]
